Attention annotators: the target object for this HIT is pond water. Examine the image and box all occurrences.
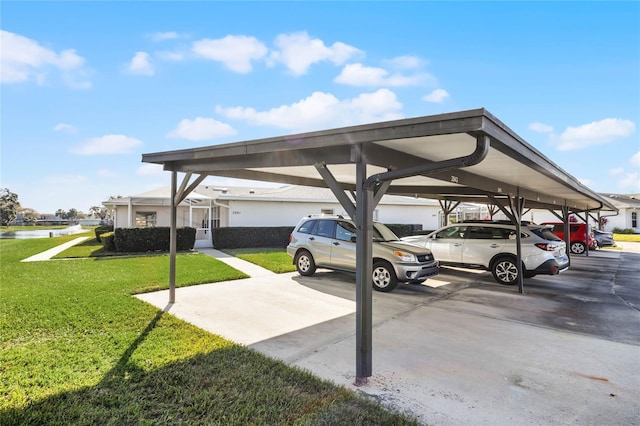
[0,225,87,239]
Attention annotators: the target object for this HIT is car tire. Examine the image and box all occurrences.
[570,241,586,254]
[491,256,519,285]
[295,250,316,276]
[372,261,398,292]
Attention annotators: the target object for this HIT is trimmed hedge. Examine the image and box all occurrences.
[94,225,114,242]
[213,226,294,249]
[613,227,637,234]
[106,227,196,253]
[385,224,423,238]
[211,224,426,249]
[101,232,117,251]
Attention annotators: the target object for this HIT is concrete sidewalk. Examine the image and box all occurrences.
[21,237,89,262]
[136,248,355,346]
[134,247,639,425]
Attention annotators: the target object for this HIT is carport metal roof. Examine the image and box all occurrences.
[143,108,615,213]
[142,108,616,385]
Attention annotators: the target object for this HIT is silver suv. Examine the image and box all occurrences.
[402,221,569,285]
[287,215,439,292]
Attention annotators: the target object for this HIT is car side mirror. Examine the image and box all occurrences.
[350,236,357,243]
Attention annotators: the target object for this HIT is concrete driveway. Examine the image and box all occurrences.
[137,247,640,425]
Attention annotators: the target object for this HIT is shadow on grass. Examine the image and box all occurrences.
[1,308,416,425]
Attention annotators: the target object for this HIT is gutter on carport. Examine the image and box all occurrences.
[321,135,490,385]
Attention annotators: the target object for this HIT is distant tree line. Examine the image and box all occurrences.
[0,188,113,226]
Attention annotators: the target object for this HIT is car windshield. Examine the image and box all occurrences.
[373,223,400,242]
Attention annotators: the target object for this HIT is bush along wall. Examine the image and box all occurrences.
[94,225,114,242]
[105,227,196,253]
[213,226,294,249]
[101,232,117,251]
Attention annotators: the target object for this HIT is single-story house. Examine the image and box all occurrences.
[597,193,640,232]
[103,185,637,248]
[102,184,448,247]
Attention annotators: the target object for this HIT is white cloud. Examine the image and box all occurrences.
[215,88,402,131]
[53,122,77,133]
[167,117,237,141]
[618,172,640,192]
[0,30,91,88]
[156,51,184,61]
[423,88,450,103]
[136,163,164,176]
[71,135,143,155]
[631,151,640,167]
[385,55,423,70]
[610,167,625,176]
[555,118,636,151]
[334,63,429,87]
[529,122,554,133]
[126,51,154,76]
[192,35,267,73]
[149,31,181,42]
[269,31,361,75]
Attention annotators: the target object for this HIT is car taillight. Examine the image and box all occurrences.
[535,243,554,251]
[289,234,293,243]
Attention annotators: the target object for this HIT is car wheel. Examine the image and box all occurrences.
[570,241,586,254]
[295,250,316,276]
[372,261,398,292]
[491,256,519,285]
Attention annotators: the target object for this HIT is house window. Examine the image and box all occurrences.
[212,206,220,228]
[320,208,334,215]
[632,212,637,228]
[135,211,156,228]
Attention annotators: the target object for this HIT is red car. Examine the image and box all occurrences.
[541,222,596,254]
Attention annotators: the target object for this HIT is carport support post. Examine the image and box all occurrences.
[354,146,373,385]
[169,170,177,304]
[507,190,525,295]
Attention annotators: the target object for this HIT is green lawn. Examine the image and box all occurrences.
[0,236,416,425]
[613,233,640,242]
[223,247,297,273]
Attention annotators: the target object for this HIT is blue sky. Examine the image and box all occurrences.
[2,1,639,214]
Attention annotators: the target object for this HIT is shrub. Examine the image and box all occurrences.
[113,227,196,253]
[101,232,117,251]
[613,227,636,234]
[213,227,294,249]
[94,225,114,242]
[384,224,422,238]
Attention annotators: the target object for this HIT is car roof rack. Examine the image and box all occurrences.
[458,219,533,226]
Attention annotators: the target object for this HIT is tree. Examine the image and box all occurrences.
[20,207,39,225]
[0,188,21,226]
[89,205,113,221]
[55,209,68,219]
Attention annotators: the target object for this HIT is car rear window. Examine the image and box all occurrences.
[532,227,562,241]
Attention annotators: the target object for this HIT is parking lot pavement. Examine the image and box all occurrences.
[138,248,639,425]
[254,251,640,425]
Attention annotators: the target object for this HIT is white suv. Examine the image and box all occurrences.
[287,215,439,292]
[402,221,569,285]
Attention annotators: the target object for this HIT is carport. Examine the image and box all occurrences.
[142,108,616,384]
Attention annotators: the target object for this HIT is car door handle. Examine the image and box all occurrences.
[490,244,500,248]
[309,237,315,241]
[333,241,340,246]
[454,243,462,247]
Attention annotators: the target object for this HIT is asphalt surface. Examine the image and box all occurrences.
[137,244,640,425]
